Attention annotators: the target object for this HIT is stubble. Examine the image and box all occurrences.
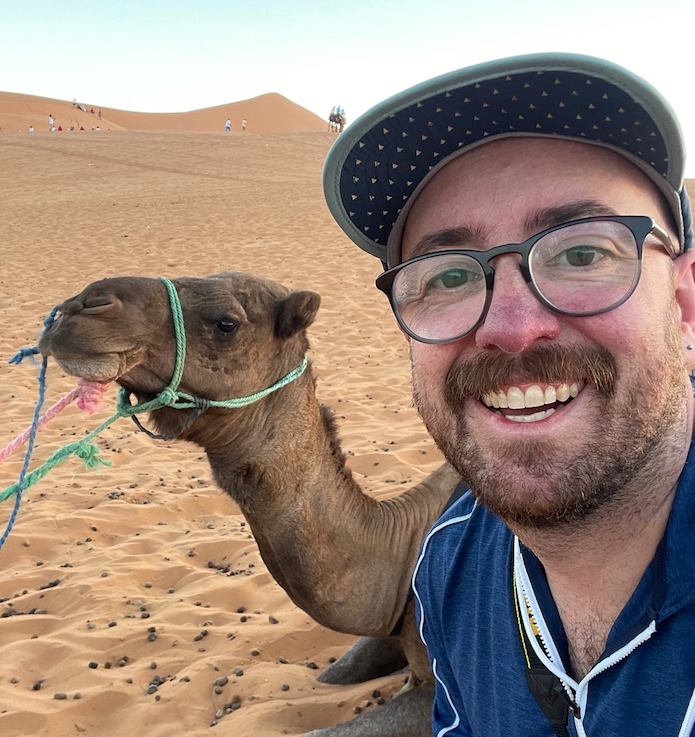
[413,318,688,529]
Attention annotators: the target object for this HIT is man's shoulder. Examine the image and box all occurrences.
[414,489,513,635]
[419,490,510,573]
[430,488,505,539]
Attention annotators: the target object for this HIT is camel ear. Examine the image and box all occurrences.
[275,290,321,339]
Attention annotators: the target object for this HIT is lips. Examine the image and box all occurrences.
[54,355,122,383]
[481,380,585,422]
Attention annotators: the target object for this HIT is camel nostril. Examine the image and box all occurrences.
[81,296,117,315]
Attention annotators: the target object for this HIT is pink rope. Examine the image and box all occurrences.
[0,380,110,462]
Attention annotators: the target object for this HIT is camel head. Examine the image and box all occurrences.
[39,273,320,441]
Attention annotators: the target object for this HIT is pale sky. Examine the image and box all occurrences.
[2,0,693,175]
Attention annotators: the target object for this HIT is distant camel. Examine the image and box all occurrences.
[329,111,346,133]
[38,273,463,737]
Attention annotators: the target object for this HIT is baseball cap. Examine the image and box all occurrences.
[323,52,692,266]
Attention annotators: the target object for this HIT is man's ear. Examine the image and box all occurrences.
[674,252,695,364]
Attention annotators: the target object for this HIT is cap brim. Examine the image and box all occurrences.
[323,52,687,264]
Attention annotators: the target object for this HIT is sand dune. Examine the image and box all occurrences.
[0,91,327,134]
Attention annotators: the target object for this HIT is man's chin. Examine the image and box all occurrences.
[473,483,590,529]
[443,437,603,528]
[460,465,578,525]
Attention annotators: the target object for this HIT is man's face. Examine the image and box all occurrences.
[401,138,694,529]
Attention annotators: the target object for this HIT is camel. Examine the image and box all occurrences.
[328,111,346,133]
[38,273,463,737]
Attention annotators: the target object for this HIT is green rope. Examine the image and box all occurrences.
[160,277,186,393]
[0,412,119,501]
[115,356,308,413]
[2,276,308,501]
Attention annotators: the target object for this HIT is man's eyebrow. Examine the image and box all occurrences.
[525,201,620,234]
[409,225,484,258]
[408,200,620,259]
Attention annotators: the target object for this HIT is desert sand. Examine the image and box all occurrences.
[0,95,444,737]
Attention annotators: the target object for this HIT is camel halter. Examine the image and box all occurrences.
[122,277,308,439]
[0,276,308,548]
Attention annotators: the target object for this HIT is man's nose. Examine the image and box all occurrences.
[473,256,561,353]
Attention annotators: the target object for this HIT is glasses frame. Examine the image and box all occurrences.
[376,215,676,345]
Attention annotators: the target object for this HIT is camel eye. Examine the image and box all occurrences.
[216,319,238,334]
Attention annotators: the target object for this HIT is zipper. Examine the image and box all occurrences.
[573,620,656,724]
[514,537,661,733]
[514,538,580,714]
[678,687,695,737]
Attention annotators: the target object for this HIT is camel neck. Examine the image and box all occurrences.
[196,373,452,637]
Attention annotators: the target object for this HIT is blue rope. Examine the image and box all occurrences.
[0,306,60,550]
[9,347,39,364]
[1,285,309,551]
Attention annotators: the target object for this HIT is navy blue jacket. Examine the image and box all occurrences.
[413,442,695,736]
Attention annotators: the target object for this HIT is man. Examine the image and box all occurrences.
[323,54,695,735]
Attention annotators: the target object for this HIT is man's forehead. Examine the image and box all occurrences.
[416,137,648,192]
[405,202,622,259]
[401,137,672,258]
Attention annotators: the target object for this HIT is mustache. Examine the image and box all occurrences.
[445,345,617,401]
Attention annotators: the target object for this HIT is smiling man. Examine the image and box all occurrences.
[324,54,695,735]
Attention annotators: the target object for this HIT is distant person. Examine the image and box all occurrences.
[98,108,102,119]
[48,114,54,132]
[28,125,35,133]
[225,118,231,132]
[242,118,247,132]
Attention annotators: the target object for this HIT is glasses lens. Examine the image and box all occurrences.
[531,221,640,314]
[391,253,486,342]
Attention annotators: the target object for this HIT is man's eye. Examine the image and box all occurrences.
[433,269,474,288]
[443,269,469,287]
[555,246,603,267]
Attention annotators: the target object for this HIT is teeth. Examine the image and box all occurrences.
[525,385,545,408]
[556,383,570,402]
[507,407,556,423]
[507,387,525,409]
[482,380,584,411]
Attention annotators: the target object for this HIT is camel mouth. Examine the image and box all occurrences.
[53,355,123,383]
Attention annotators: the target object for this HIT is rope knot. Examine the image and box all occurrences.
[74,441,111,469]
[75,379,110,415]
[158,387,180,407]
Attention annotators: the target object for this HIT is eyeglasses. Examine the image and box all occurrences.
[376,216,677,344]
